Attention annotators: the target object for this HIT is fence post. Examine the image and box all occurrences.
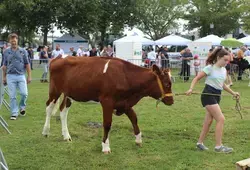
[0,148,8,170]
[0,68,11,134]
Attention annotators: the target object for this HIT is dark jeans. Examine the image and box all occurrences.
[29,58,33,69]
[238,66,244,80]
[182,62,190,81]
[161,59,169,69]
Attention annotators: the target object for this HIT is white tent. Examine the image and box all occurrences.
[194,34,224,46]
[113,35,155,65]
[113,35,155,45]
[155,34,192,45]
[238,36,250,46]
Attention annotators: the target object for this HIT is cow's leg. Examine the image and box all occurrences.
[60,97,72,141]
[100,99,113,154]
[126,108,142,146]
[42,97,59,137]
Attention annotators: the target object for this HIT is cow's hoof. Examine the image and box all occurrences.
[136,142,142,147]
[42,131,49,137]
[103,150,111,154]
[64,138,72,142]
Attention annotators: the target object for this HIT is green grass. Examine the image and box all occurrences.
[1,79,250,170]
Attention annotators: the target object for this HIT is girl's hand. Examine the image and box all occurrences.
[233,92,240,99]
[186,88,193,96]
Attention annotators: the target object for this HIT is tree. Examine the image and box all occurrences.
[0,0,36,45]
[56,0,99,45]
[30,0,62,45]
[184,0,243,37]
[241,0,250,33]
[96,0,138,45]
[135,0,188,40]
[57,0,138,46]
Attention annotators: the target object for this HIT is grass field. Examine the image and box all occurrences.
[1,74,250,170]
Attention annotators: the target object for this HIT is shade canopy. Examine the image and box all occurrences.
[155,34,192,46]
[238,36,250,46]
[194,34,224,46]
[220,38,244,48]
[113,35,155,45]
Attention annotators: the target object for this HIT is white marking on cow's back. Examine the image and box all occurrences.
[103,59,111,73]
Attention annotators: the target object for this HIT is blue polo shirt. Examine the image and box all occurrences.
[3,47,29,75]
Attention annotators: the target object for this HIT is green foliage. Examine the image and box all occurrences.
[241,0,250,33]
[0,0,36,43]
[135,0,188,40]
[184,0,243,37]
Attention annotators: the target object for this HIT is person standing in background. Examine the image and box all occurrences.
[89,46,98,57]
[77,46,83,57]
[69,47,77,56]
[181,48,193,81]
[27,47,34,70]
[40,46,49,83]
[52,44,64,58]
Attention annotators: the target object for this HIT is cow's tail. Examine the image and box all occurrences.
[51,94,62,116]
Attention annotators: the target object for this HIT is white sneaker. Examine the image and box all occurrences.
[10,116,17,120]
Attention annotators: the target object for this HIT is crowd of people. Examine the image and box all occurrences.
[142,45,250,86]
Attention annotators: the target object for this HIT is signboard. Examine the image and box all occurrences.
[132,42,143,66]
[188,42,212,75]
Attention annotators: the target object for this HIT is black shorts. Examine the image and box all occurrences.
[201,84,221,107]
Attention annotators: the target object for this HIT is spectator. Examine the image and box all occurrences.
[193,54,200,76]
[69,47,77,56]
[40,46,49,83]
[52,44,64,58]
[100,46,109,57]
[77,46,83,57]
[147,47,156,66]
[27,46,34,70]
[107,45,114,57]
[181,48,193,81]
[159,46,169,69]
[89,47,98,57]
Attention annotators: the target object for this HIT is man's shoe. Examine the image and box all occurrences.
[20,110,26,116]
[10,116,17,120]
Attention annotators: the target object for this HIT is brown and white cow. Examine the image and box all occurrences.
[42,56,174,154]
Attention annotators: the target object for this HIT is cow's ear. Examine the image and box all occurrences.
[152,64,161,75]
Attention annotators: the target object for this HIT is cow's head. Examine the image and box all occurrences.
[152,65,174,106]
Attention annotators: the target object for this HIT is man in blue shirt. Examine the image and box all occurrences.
[2,33,32,120]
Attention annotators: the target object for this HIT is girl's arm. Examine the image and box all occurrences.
[223,83,240,97]
[186,71,207,95]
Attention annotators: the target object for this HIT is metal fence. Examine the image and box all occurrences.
[28,58,249,82]
[0,148,8,170]
[127,58,250,81]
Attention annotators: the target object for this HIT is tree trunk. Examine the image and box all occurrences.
[43,27,48,45]
[100,28,106,48]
